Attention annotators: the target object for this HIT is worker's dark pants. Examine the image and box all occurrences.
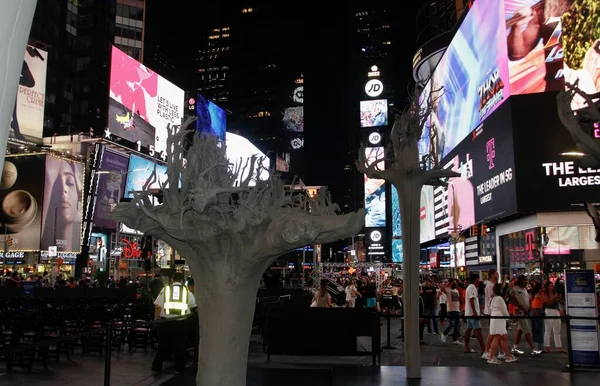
[153,319,187,371]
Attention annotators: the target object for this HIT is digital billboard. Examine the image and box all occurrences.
[283,107,304,133]
[196,94,227,140]
[420,186,436,243]
[422,102,518,243]
[124,154,168,199]
[364,147,386,228]
[392,238,403,263]
[391,186,402,238]
[10,45,48,143]
[504,0,600,100]
[419,0,510,161]
[0,156,45,251]
[360,99,388,128]
[89,232,108,261]
[512,91,600,211]
[226,132,270,187]
[109,46,184,153]
[93,150,129,229]
[41,156,84,253]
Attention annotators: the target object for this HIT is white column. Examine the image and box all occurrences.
[0,0,38,173]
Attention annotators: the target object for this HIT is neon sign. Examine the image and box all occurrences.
[121,238,142,259]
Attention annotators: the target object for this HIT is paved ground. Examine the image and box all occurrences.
[0,317,596,385]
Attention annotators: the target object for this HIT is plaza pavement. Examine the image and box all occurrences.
[1,317,598,385]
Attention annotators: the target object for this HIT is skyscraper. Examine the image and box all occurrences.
[26,0,147,137]
[193,5,305,178]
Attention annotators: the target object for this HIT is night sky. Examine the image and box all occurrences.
[146,3,419,203]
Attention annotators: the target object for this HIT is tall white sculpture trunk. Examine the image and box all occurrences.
[357,84,457,379]
[395,179,422,378]
[0,0,37,173]
[113,123,364,386]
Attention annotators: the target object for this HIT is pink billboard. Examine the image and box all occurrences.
[108,46,184,153]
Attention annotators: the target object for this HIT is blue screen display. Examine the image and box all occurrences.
[196,94,226,140]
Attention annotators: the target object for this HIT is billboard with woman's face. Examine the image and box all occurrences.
[40,156,84,252]
[0,155,45,251]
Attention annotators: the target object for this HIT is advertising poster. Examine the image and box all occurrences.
[360,99,388,128]
[366,227,387,260]
[392,238,403,264]
[423,102,517,242]
[109,46,184,153]
[226,133,270,187]
[391,186,402,238]
[89,232,108,262]
[364,147,386,228]
[419,0,510,161]
[0,156,45,251]
[565,269,600,367]
[420,186,436,243]
[40,156,84,253]
[124,154,168,199]
[94,151,129,229]
[196,94,227,140]
[10,45,48,143]
[511,91,600,211]
[504,0,600,100]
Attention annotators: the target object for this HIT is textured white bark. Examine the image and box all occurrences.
[395,180,422,379]
[195,276,259,386]
[0,0,38,173]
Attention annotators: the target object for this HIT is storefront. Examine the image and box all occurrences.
[38,251,77,277]
[496,212,598,279]
[465,232,498,279]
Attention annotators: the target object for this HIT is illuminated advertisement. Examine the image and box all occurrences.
[364,147,386,228]
[283,107,304,133]
[41,156,84,252]
[89,232,108,261]
[196,94,227,140]
[505,0,600,100]
[419,0,510,161]
[512,92,600,211]
[450,241,466,267]
[0,156,45,251]
[391,186,402,238]
[392,238,403,263]
[109,46,184,153]
[10,45,48,143]
[366,228,387,260]
[360,99,388,128]
[124,154,168,199]
[420,186,436,243]
[226,132,270,187]
[423,102,517,243]
[94,150,129,229]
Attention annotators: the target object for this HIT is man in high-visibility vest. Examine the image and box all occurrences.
[152,272,196,372]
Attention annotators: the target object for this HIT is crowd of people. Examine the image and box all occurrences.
[311,269,583,366]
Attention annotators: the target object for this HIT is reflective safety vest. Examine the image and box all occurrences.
[164,283,189,315]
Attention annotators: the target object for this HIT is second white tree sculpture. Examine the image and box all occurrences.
[113,120,365,386]
[356,85,458,379]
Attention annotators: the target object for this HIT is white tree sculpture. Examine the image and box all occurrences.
[356,85,458,379]
[112,119,365,386]
[557,83,600,243]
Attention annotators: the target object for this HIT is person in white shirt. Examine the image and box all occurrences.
[344,278,362,308]
[483,269,500,360]
[464,274,485,354]
[487,283,518,364]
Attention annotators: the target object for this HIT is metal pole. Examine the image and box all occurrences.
[301,246,306,287]
[565,315,574,372]
[104,323,113,386]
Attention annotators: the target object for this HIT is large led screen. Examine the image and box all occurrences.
[392,238,403,263]
[283,107,304,133]
[420,186,436,243]
[419,0,510,161]
[226,132,270,187]
[422,102,518,243]
[124,154,168,199]
[109,46,184,153]
[10,45,48,143]
[0,156,45,250]
[391,186,402,238]
[196,94,227,140]
[505,0,600,99]
[41,156,84,252]
[93,151,129,229]
[364,147,386,227]
[360,99,388,128]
